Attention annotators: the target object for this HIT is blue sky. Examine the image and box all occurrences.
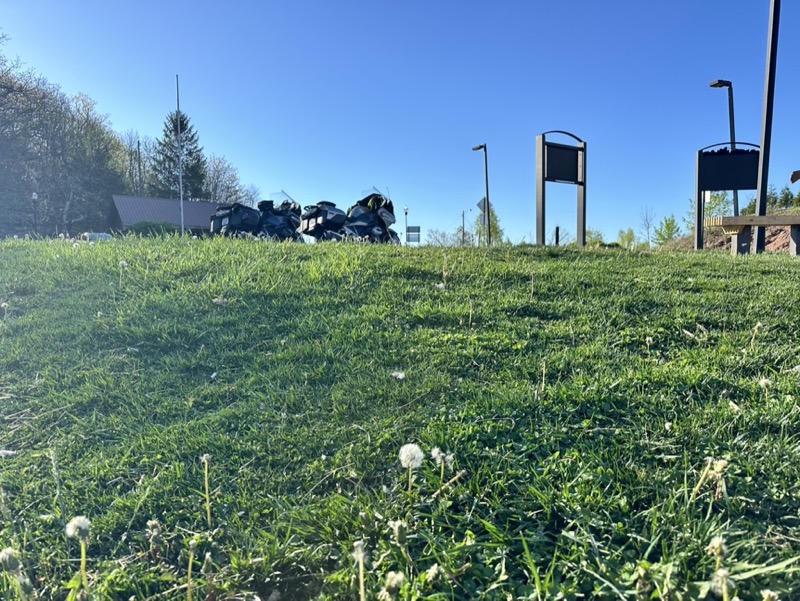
[2,1,799,243]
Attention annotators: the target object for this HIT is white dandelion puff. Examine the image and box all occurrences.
[384,571,406,594]
[390,371,406,380]
[706,536,727,558]
[66,516,91,541]
[399,444,424,469]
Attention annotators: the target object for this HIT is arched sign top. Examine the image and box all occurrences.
[698,141,759,153]
[541,130,584,144]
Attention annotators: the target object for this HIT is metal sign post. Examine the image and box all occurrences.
[536,131,587,247]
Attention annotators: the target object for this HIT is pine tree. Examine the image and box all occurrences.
[149,111,207,199]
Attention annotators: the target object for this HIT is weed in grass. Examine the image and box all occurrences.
[751,321,764,348]
[711,567,735,600]
[146,519,163,560]
[430,447,448,484]
[201,453,213,529]
[65,516,91,597]
[759,377,772,403]
[431,469,467,500]
[691,457,730,503]
[186,537,198,601]
[351,540,366,601]
[761,590,780,600]
[377,570,405,600]
[0,548,34,601]
[118,260,128,288]
[398,444,423,496]
[1,302,8,318]
[390,371,405,381]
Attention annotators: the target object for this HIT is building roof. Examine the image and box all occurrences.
[111,195,221,230]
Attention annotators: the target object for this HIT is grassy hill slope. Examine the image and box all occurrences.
[1,238,799,599]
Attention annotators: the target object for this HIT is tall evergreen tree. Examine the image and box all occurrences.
[149,111,207,199]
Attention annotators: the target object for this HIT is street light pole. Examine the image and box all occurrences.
[472,144,491,246]
[710,79,739,215]
[403,206,408,245]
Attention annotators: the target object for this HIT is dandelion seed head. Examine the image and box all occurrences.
[65,516,91,541]
[0,302,8,310]
[17,573,34,596]
[759,378,771,389]
[664,421,673,432]
[711,568,733,596]
[351,540,365,563]
[761,590,780,601]
[435,282,446,290]
[119,260,128,269]
[425,563,440,582]
[445,453,454,468]
[202,551,214,575]
[399,443,424,469]
[188,538,198,553]
[431,447,445,465]
[0,548,21,574]
[385,570,406,594]
[388,519,407,545]
[201,453,211,465]
[390,371,406,380]
[712,459,729,475]
[706,536,727,558]
[645,336,653,346]
[377,589,392,601]
[0,450,16,459]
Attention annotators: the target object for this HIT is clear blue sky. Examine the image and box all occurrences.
[2,1,799,242]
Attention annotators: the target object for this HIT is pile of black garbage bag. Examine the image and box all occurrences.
[209,193,399,243]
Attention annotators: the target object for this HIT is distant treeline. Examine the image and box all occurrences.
[0,39,258,237]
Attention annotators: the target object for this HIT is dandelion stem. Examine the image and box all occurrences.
[80,540,89,595]
[187,548,194,601]
[358,554,365,601]
[432,469,467,499]
[204,459,212,530]
[690,460,712,503]
[407,465,413,495]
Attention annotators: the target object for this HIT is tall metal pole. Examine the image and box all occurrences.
[727,84,739,216]
[483,146,491,246]
[176,74,185,236]
[755,0,781,253]
[403,207,408,245]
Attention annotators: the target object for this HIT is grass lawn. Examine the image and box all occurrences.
[0,236,799,600]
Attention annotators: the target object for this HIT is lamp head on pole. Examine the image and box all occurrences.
[472,144,486,152]
[403,206,408,215]
[709,79,732,89]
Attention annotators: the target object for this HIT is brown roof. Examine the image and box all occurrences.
[112,195,221,231]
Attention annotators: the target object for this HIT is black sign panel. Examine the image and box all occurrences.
[545,143,581,184]
[697,150,759,192]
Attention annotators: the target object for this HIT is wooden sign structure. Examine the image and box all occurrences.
[535,131,586,247]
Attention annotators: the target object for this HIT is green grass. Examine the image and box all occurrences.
[1,236,799,600]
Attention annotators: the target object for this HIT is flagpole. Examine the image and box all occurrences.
[176,74,185,236]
